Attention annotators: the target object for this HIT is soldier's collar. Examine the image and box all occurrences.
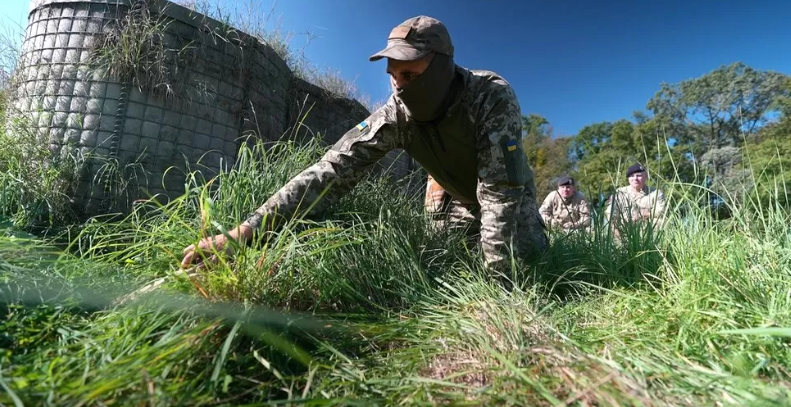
[435,65,466,120]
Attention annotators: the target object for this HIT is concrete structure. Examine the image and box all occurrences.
[12,0,418,215]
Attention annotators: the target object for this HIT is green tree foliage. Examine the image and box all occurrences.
[742,83,791,206]
[571,120,646,203]
[646,62,791,156]
[567,62,790,209]
[521,114,574,196]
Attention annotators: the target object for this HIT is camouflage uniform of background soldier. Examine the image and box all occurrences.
[181,15,549,275]
[538,176,591,232]
[604,163,667,232]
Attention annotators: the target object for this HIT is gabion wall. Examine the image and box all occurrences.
[12,0,416,216]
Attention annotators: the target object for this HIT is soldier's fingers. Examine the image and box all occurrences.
[182,244,195,255]
[194,255,217,271]
[181,250,195,269]
[202,236,222,251]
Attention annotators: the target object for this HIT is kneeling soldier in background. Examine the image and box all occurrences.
[605,163,666,232]
[538,176,591,232]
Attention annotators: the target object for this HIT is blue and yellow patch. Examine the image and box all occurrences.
[356,121,368,131]
[500,136,527,185]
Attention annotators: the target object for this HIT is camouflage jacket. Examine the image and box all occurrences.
[538,191,591,230]
[243,66,545,270]
[604,185,666,228]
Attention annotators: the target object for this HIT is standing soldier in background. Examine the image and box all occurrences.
[538,176,591,232]
[605,163,667,231]
[181,15,548,277]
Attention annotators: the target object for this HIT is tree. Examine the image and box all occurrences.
[642,62,791,209]
[522,114,550,166]
[521,114,574,196]
[571,120,645,203]
[741,82,791,207]
[563,62,790,210]
[646,62,791,158]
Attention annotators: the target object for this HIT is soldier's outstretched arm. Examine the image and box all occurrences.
[180,103,402,268]
[475,80,528,273]
[243,103,402,231]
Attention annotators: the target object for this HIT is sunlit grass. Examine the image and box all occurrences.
[2,130,791,406]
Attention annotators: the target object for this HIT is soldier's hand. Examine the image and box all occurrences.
[180,225,253,269]
[181,234,228,269]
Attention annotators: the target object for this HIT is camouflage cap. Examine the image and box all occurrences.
[369,16,454,62]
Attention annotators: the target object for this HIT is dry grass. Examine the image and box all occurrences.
[173,0,374,109]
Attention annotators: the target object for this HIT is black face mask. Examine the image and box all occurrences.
[394,53,456,122]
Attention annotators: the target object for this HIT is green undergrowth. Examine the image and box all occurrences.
[2,136,791,406]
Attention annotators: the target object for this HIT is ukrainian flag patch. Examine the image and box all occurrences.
[356,121,368,131]
[506,140,518,152]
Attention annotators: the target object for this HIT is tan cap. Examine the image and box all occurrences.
[369,16,454,62]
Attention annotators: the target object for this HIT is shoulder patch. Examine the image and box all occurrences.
[332,115,382,153]
[499,137,527,186]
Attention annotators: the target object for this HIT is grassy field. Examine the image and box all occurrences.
[2,133,791,407]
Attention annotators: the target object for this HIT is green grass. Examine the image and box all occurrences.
[0,117,85,231]
[2,133,791,406]
[2,1,789,404]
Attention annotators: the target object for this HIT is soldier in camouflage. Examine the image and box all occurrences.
[605,163,667,230]
[181,15,548,275]
[538,176,591,232]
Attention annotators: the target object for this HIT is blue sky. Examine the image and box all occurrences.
[3,0,790,136]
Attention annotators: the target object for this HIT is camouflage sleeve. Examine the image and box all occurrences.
[575,196,592,228]
[538,193,555,227]
[242,102,402,231]
[652,190,667,228]
[475,79,527,272]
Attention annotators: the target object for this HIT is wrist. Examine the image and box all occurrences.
[234,224,254,241]
[243,211,264,230]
